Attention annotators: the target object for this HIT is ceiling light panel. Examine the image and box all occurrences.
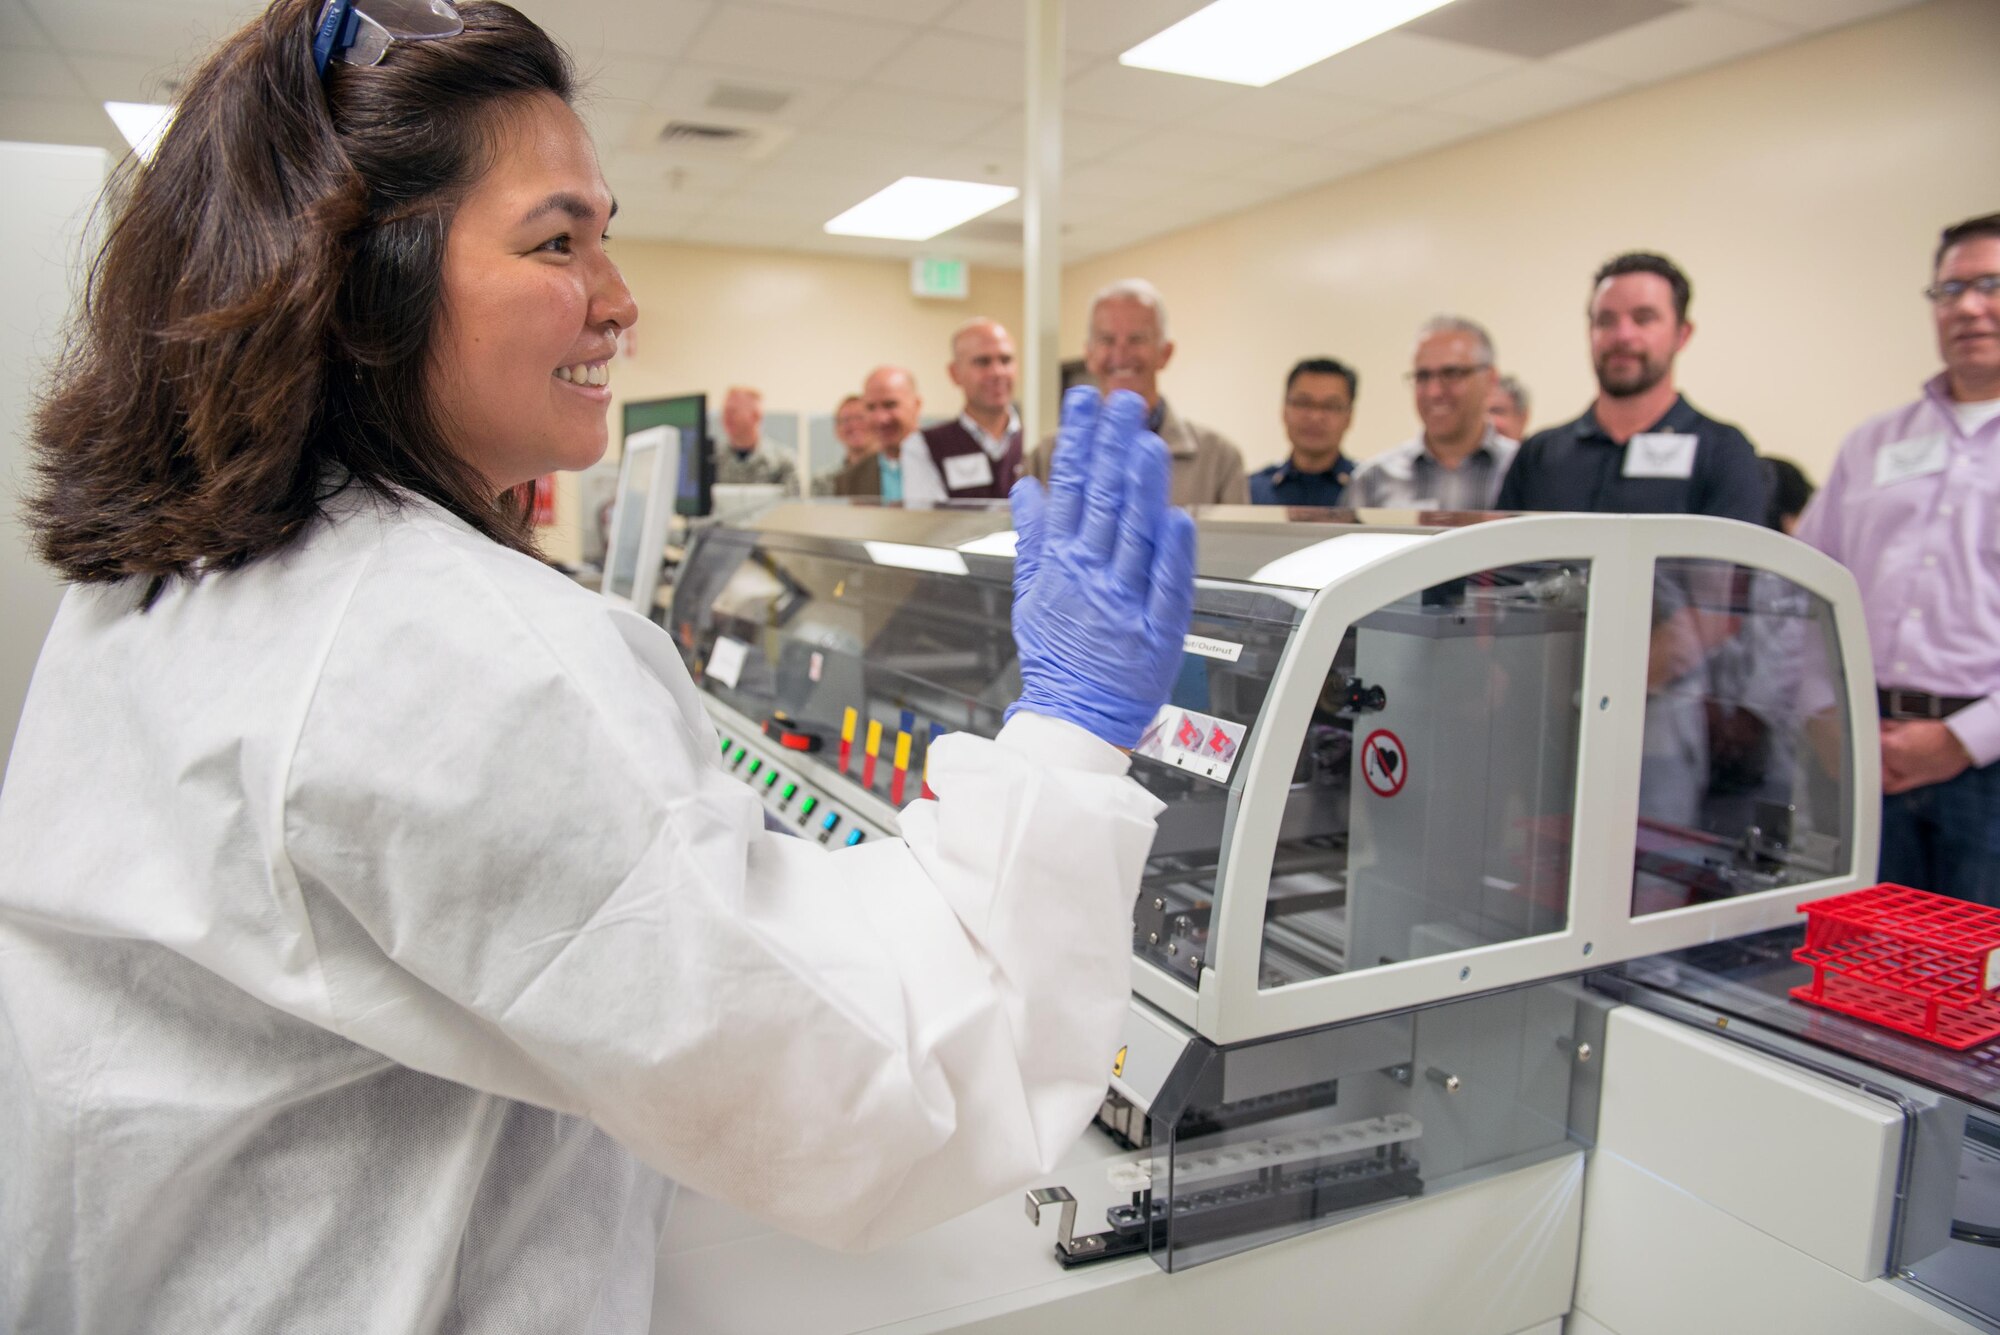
[824,177,1019,241]
[103,102,175,161]
[1121,0,1462,88]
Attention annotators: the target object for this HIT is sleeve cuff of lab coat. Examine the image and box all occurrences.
[998,711,1134,777]
[1946,698,2000,770]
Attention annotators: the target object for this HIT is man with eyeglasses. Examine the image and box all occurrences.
[1349,316,1516,511]
[1250,358,1359,506]
[1496,252,1763,523]
[1794,213,2000,907]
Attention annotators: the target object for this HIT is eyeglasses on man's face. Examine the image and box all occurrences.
[1924,274,2000,305]
[1285,396,1350,416]
[1405,364,1491,388]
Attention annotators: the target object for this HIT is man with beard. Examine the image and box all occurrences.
[1025,279,1248,507]
[1496,252,1764,522]
[904,318,1023,503]
[1795,214,2000,906]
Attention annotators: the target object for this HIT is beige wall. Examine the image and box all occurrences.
[1061,0,1998,483]
[547,241,1023,559]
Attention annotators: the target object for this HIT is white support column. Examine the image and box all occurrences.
[1021,0,1063,450]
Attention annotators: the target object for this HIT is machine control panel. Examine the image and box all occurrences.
[716,726,886,848]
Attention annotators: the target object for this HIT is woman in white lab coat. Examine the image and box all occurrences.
[0,3,1195,1330]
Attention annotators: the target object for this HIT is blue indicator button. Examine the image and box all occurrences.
[844,829,865,847]
[821,811,841,833]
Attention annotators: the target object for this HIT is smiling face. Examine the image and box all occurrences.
[948,321,1018,418]
[1084,296,1173,406]
[1935,236,2000,398]
[428,93,636,493]
[1588,272,1689,400]
[1410,329,1493,447]
[835,398,875,463]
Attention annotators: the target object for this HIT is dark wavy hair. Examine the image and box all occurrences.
[28,0,573,594]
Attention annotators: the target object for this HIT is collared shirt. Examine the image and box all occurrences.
[1248,455,1356,507]
[878,450,903,503]
[1794,374,2000,766]
[1495,395,1764,523]
[904,410,1021,506]
[1024,398,1249,507]
[1349,427,1517,511]
[714,440,798,490]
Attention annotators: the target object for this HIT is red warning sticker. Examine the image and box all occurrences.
[1361,729,1408,798]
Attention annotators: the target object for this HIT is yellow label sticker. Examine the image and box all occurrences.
[1112,1045,1127,1079]
[841,707,858,744]
[866,719,883,757]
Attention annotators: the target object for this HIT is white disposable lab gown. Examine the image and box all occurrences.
[0,487,1162,1333]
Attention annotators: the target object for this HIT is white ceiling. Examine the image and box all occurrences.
[0,0,1927,266]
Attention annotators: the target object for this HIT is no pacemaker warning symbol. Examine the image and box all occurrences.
[1361,729,1408,798]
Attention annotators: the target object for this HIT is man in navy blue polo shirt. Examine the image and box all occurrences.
[1496,252,1765,522]
[1250,358,1358,507]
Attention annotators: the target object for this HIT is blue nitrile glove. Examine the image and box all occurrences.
[1005,386,1197,748]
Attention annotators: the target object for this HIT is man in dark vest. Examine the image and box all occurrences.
[903,318,1022,505]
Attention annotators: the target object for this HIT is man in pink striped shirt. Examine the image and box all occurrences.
[1795,213,2000,906]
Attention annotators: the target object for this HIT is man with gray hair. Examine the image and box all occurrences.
[1488,373,1531,443]
[1025,279,1248,506]
[1349,316,1516,511]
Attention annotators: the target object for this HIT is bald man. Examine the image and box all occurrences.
[903,318,1022,505]
[845,366,923,501]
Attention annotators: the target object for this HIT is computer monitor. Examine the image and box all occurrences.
[623,393,712,518]
[602,424,679,615]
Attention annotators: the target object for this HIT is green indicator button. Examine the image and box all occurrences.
[781,782,798,801]
[799,796,818,818]
[764,770,780,789]
[747,758,762,778]
[719,736,732,754]
[729,745,747,767]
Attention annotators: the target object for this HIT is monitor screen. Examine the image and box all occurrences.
[604,429,664,603]
[623,393,711,518]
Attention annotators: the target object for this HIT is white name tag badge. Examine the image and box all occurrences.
[1873,433,1948,488]
[1623,432,1699,479]
[942,451,995,491]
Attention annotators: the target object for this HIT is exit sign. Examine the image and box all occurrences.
[911,256,969,300]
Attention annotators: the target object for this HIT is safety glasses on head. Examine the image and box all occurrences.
[312,0,464,78]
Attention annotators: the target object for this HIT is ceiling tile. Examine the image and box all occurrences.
[600,148,757,199]
[684,3,914,81]
[1703,0,1923,29]
[1194,85,1390,145]
[761,128,935,180]
[635,60,852,129]
[0,48,87,99]
[538,1,714,64]
[1427,63,1627,125]
[815,86,1011,145]
[18,0,241,63]
[1063,158,1215,205]
[1405,0,1688,59]
[0,95,122,153]
[1064,60,1240,123]
[64,52,190,102]
[965,109,1151,166]
[907,142,1023,183]
[1280,31,1526,107]
[1227,142,1382,188]
[1554,5,1798,82]
[769,0,957,22]
[1110,126,1289,178]
[1322,109,1488,160]
[575,54,671,108]
[869,30,1027,104]
[0,0,51,47]
[935,0,1211,56]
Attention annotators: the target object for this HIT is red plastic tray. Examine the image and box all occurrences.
[1791,884,2000,1051]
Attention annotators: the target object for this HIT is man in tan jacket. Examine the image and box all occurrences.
[1024,279,1248,507]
